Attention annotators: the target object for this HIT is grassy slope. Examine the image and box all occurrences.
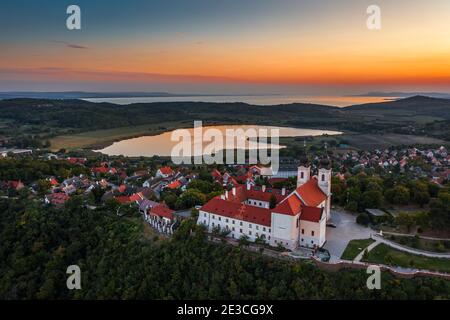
[341,239,375,260]
[363,243,450,273]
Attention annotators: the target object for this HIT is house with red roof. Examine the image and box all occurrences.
[156,166,175,178]
[115,193,143,204]
[148,204,175,222]
[198,163,332,250]
[66,157,86,165]
[92,166,117,175]
[8,180,25,191]
[166,180,182,190]
[48,177,59,186]
[45,193,70,206]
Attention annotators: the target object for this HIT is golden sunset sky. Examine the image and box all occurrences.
[1,0,449,94]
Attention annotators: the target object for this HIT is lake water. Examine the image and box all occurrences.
[94,125,342,157]
[85,95,396,107]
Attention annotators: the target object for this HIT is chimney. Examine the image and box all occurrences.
[232,187,236,196]
[246,181,251,190]
[220,195,225,200]
[225,190,229,199]
[281,187,286,196]
[262,185,266,192]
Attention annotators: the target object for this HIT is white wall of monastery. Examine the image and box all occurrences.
[270,212,299,249]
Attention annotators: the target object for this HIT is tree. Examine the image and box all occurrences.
[162,193,178,209]
[269,194,277,209]
[238,235,250,247]
[255,234,267,245]
[428,183,440,198]
[187,179,213,194]
[177,189,206,209]
[429,191,450,229]
[395,212,415,232]
[37,179,52,196]
[356,213,370,226]
[410,181,430,207]
[385,185,410,205]
[361,190,383,209]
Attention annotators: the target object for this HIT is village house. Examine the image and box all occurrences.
[66,157,86,165]
[156,166,175,178]
[45,193,70,207]
[0,148,33,158]
[143,203,176,235]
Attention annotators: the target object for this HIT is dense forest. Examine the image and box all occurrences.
[0,197,448,299]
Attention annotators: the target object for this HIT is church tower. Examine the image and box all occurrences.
[318,167,331,196]
[318,159,332,221]
[297,157,311,187]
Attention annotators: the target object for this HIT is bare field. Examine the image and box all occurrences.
[50,121,186,151]
[339,133,446,149]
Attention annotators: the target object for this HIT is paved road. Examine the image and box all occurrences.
[373,234,450,258]
[382,231,450,241]
[323,209,372,262]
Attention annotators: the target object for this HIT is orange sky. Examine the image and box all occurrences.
[1,0,449,92]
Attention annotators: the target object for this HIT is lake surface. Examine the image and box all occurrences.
[94,125,342,157]
[85,95,396,107]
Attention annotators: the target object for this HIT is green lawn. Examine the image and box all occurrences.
[363,243,450,273]
[340,238,375,260]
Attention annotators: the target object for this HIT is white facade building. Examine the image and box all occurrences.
[198,164,331,250]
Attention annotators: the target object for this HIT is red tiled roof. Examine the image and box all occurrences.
[300,206,323,222]
[273,194,302,216]
[150,204,174,220]
[134,170,148,176]
[8,180,24,189]
[201,197,271,227]
[246,188,286,203]
[47,193,70,204]
[129,193,143,202]
[226,185,287,204]
[92,166,109,174]
[115,196,132,204]
[167,180,182,189]
[295,178,327,207]
[227,185,247,203]
[212,169,222,180]
[67,157,86,165]
[119,171,128,178]
[159,166,174,175]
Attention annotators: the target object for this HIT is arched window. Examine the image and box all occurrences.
[321,174,325,182]
[300,172,304,179]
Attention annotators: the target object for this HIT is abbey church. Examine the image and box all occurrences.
[197,161,332,250]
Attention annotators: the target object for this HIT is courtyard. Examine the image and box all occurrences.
[324,208,373,262]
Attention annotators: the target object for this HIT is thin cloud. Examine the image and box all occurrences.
[51,40,88,49]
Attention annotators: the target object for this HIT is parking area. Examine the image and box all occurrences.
[324,209,373,262]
